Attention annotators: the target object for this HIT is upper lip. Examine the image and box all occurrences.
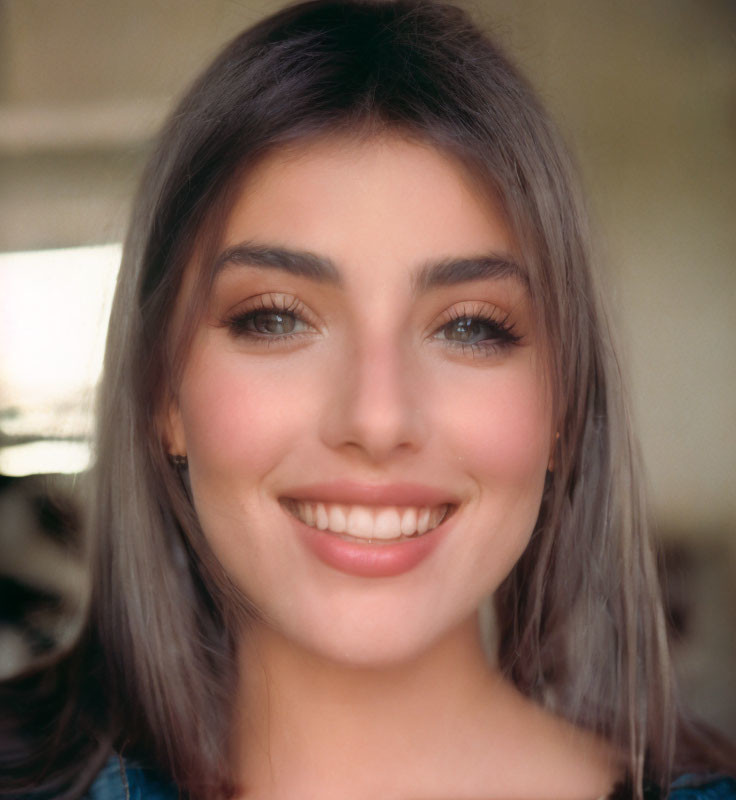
[280,480,459,508]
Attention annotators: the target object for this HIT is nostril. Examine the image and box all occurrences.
[318,347,428,459]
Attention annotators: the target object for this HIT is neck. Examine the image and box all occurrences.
[230,612,621,800]
[232,611,502,797]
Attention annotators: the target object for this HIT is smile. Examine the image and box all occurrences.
[281,499,455,542]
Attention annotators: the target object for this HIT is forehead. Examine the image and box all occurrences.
[219,134,517,282]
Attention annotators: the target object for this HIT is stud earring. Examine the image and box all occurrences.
[168,453,188,468]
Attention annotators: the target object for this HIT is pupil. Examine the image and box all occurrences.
[450,317,481,342]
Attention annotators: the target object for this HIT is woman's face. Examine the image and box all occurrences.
[167,135,553,666]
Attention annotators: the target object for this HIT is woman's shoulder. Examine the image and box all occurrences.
[82,754,178,800]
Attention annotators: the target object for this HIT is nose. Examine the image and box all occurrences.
[319,333,428,463]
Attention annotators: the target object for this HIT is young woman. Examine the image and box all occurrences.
[2,1,735,798]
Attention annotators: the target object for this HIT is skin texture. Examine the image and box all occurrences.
[166,136,619,798]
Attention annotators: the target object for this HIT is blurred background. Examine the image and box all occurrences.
[0,0,734,736]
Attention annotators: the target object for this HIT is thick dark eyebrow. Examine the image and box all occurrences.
[213,242,342,285]
[413,255,527,293]
[214,243,525,293]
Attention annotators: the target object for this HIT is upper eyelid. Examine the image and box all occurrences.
[428,300,514,329]
[226,293,315,321]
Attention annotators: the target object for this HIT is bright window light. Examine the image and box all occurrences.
[0,243,121,475]
[0,441,92,477]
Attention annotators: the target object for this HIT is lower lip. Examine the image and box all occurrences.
[287,509,452,578]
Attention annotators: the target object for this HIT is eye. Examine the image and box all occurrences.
[236,309,307,336]
[431,305,522,356]
[439,316,497,344]
[224,293,315,341]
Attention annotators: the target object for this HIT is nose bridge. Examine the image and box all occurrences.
[322,321,425,460]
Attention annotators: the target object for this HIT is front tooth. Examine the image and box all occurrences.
[316,503,329,530]
[373,508,402,540]
[400,507,418,536]
[417,507,431,535]
[328,504,347,533]
[346,506,374,538]
[303,502,315,526]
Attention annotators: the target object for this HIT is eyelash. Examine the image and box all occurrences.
[431,304,522,357]
[225,294,314,343]
[225,297,522,357]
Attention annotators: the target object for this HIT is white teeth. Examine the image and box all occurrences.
[315,503,329,530]
[327,504,346,533]
[400,507,417,536]
[287,500,451,541]
[346,506,374,537]
[373,508,402,540]
[417,507,430,535]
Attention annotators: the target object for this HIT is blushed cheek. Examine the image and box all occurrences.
[439,367,552,489]
[178,350,309,484]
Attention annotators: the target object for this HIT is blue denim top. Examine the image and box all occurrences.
[83,756,177,800]
[83,755,736,799]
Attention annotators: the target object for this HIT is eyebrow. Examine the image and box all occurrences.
[214,242,526,292]
[413,255,527,293]
[214,242,342,285]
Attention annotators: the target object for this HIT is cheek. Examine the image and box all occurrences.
[177,345,315,482]
[437,364,552,489]
[429,361,551,595]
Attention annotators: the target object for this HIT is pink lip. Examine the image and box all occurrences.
[280,485,458,578]
[289,514,452,578]
[281,481,459,577]
[282,480,458,508]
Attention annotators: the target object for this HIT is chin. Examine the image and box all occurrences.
[301,630,442,670]
[266,599,473,670]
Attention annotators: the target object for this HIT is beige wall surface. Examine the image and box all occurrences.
[0,0,734,730]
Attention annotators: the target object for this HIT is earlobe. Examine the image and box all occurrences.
[160,401,187,461]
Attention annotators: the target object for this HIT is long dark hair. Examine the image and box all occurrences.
[2,2,734,798]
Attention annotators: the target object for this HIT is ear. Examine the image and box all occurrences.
[160,400,187,458]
